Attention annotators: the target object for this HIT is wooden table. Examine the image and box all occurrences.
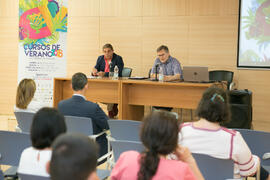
[54,78,213,120]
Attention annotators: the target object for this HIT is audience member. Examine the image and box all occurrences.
[179,87,269,179]
[57,72,109,159]
[15,78,42,112]
[111,111,204,180]
[92,43,124,118]
[18,107,67,177]
[48,133,99,180]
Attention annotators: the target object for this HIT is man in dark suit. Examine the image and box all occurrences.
[57,72,109,160]
[92,43,124,118]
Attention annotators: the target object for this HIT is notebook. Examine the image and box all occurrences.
[183,66,209,82]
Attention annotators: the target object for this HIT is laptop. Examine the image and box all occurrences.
[183,66,209,82]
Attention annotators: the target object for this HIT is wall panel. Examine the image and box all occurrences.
[0,0,18,17]
[0,17,18,113]
[238,70,270,131]
[142,17,189,76]
[219,0,239,15]
[189,16,238,67]
[100,17,142,76]
[69,0,100,17]
[189,0,220,16]
[67,17,100,76]
[143,0,188,16]
[100,0,142,17]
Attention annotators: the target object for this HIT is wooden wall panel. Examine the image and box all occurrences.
[189,0,220,16]
[0,18,18,113]
[100,17,142,76]
[67,17,100,76]
[142,17,189,76]
[189,16,238,67]
[219,0,239,15]
[0,0,17,17]
[238,70,270,131]
[189,0,239,16]
[143,0,188,16]
[100,0,142,17]
[69,0,100,17]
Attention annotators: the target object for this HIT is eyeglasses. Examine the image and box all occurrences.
[157,53,166,57]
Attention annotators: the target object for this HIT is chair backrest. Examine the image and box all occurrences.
[14,111,35,133]
[234,129,270,166]
[111,140,144,162]
[122,67,132,77]
[18,173,50,180]
[64,116,93,136]
[209,70,234,89]
[192,153,234,180]
[108,120,141,141]
[0,169,4,180]
[0,131,31,166]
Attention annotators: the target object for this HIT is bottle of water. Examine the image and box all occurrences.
[159,66,164,81]
[113,65,119,79]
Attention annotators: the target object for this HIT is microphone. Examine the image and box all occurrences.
[154,63,160,81]
[109,62,113,72]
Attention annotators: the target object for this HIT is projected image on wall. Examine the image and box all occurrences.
[238,0,270,68]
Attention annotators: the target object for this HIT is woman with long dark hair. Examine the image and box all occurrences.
[111,111,204,180]
[18,107,67,177]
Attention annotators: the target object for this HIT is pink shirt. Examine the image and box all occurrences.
[104,59,111,72]
[111,151,197,180]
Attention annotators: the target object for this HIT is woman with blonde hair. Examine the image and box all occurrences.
[15,78,42,112]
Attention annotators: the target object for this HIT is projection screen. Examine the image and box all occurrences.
[238,0,270,69]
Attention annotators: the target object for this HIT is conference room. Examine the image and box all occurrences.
[0,0,270,179]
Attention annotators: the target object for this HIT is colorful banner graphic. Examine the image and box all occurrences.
[18,0,67,106]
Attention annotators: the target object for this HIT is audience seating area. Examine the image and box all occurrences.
[192,153,234,180]
[2,115,269,179]
[235,129,270,172]
[0,131,31,178]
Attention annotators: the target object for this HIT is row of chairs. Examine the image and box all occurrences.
[11,113,270,179]
[110,140,235,180]
[13,114,270,169]
[12,113,112,180]
[108,121,235,180]
[108,120,270,180]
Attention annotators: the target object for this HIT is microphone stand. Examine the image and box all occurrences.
[150,63,160,81]
[155,64,158,81]
[150,64,159,81]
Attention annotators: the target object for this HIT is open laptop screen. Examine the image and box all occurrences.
[183,66,209,82]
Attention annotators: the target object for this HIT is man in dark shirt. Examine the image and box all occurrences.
[92,43,124,77]
[57,72,109,158]
[92,44,124,118]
